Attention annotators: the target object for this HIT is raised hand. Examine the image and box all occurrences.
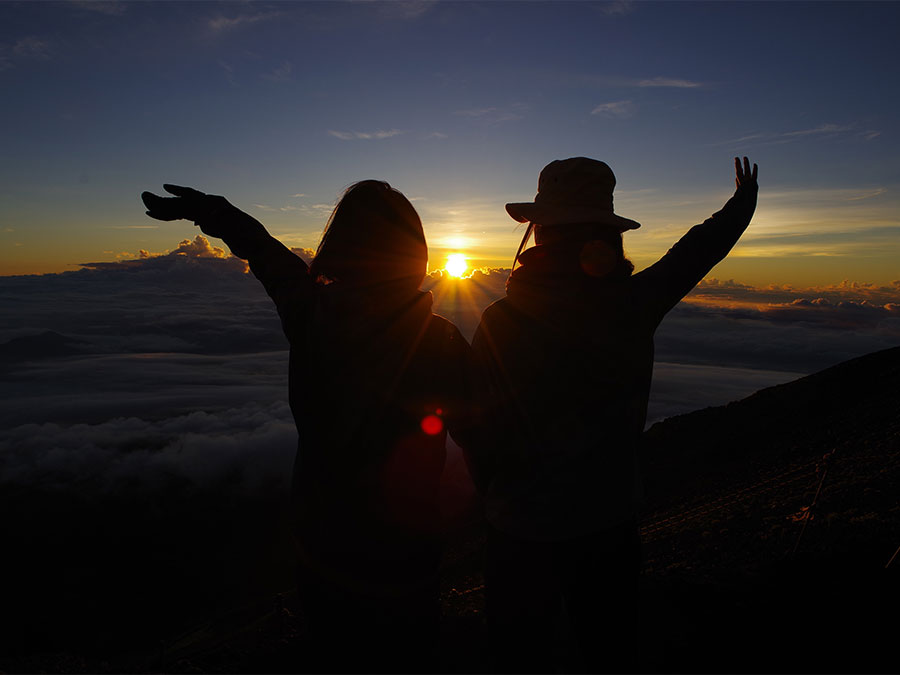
[141,184,226,223]
[734,156,758,189]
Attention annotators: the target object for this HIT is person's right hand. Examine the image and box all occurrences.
[734,156,758,190]
[142,184,228,223]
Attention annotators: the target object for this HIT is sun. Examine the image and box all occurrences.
[445,253,468,278]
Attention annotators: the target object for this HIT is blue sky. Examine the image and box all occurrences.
[1,0,899,284]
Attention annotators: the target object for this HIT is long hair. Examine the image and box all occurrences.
[309,180,427,289]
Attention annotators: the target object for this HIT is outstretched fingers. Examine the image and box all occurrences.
[734,156,758,187]
[163,184,206,199]
[142,189,191,221]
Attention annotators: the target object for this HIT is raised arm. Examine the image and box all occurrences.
[635,157,758,322]
[142,184,311,340]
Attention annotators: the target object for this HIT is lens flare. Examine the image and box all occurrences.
[420,414,443,435]
[445,253,467,278]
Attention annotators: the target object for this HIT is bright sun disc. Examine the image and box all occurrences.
[445,253,467,278]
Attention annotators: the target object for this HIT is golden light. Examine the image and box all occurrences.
[445,253,468,278]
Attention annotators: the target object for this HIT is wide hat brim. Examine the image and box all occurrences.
[505,202,641,231]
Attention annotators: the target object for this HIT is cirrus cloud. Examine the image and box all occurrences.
[328,129,404,140]
[591,100,636,118]
[636,76,702,88]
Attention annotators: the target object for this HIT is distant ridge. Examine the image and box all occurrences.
[0,330,87,363]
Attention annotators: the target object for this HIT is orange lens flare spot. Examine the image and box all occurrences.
[420,414,444,436]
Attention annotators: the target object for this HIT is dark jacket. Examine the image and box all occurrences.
[217,214,473,596]
[469,184,758,541]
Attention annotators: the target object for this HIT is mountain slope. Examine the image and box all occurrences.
[641,344,900,511]
[637,345,900,673]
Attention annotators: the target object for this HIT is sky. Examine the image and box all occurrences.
[1,0,899,286]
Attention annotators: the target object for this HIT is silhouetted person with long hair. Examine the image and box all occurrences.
[142,180,472,673]
[467,157,758,673]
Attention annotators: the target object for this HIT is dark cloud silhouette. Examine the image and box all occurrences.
[691,276,900,309]
[0,351,289,427]
[0,236,286,355]
[653,277,900,373]
[0,401,295,494]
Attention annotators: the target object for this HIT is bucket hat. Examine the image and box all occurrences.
[505,157,641,231]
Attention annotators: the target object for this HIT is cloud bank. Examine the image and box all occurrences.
[2,236,898,491]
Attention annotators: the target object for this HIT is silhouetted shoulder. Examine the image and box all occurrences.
[476,297,511,327]
[428,312,467,344]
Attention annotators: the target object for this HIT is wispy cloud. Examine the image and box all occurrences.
[263,61,292,82]
[218,60,237,85]
[591,100,635,118]
[781,123,852,138]
[845,188,886,201]
[636,76,702,88]
[715,123,860,148]
[327,129,404,140]
[15,36,51,59]
[254,204,304,213]
[0,35,52,65]
[208,11,281,34]
[0,36,52,70]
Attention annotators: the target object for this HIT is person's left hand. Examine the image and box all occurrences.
[142,184,226,223]
[734,156,758,190]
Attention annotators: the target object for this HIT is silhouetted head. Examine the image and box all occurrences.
[309,180,427,290]
[506,157,641,230]
[535,222,634,280]
[506,157,640,278]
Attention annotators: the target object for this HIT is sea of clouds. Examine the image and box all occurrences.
[3,234,899,501]
[1,234,898,649]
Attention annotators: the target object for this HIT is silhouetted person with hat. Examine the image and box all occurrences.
[142,180,473,673]
[467,157,758,673]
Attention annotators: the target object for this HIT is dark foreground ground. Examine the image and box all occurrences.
[2,346,899,673]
